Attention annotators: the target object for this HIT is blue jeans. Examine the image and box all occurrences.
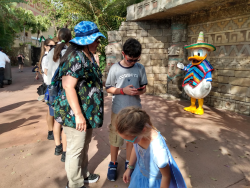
[49,105,54,116]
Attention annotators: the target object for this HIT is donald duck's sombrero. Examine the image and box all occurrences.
[184,32,216,51]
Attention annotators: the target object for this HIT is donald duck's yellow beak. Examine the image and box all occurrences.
[188,54,207,65]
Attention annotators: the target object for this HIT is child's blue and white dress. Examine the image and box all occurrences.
[129,131,187,188]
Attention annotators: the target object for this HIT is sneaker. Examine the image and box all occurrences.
[37,95,45,101]
[84,174,100,183]
[61,152,66,162]
[47,132,54,140]
[55,144,63,156]
[107,162,118,181]
[125,161,129,170]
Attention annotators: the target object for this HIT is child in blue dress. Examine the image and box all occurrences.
[116,107,187,188]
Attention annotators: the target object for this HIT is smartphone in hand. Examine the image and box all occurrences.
[137,86,145,91]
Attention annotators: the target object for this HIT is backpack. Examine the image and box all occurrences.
[46,50,82,107]
[45,46,68,106]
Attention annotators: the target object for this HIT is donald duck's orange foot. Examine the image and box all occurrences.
[194,108,204,115]
[184,106,197,113]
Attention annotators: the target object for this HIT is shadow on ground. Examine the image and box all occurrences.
[1,67,43,93]
[0,115,41,135]
[0,100,37,113]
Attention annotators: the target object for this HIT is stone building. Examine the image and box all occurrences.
[105,0,250,116]
[13,0,56,66]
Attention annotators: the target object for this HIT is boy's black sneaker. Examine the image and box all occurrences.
[84,174,100,183]
[55,144,63,156]
[61,152,66,162]
[107,162,118,181]
[47,131,54,140]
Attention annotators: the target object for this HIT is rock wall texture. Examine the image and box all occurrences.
[105,0,250,115]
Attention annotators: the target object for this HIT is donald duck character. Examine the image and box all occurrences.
[177,31,216,115]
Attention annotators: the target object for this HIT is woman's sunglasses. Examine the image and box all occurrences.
[46,45,56,48]
[124,55,140,63]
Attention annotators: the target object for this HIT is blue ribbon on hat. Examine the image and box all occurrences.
[75,28,99,37]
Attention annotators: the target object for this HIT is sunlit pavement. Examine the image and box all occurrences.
[0,67,250,188]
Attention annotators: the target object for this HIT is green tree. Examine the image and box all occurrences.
[0,2,25,51]
[36,0,144,71]
[0,1,52,52]
[31,15,52,44]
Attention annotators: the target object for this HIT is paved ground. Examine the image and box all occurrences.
[0,67,250,188]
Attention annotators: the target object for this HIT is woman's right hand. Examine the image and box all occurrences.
[123,169,132,183]
[75,114,87,132]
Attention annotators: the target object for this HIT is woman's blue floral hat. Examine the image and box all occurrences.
[70,21,106,46]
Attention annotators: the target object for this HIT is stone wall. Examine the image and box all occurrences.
[105,20,187,98]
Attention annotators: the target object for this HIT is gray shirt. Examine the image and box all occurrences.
[105,62,148,114]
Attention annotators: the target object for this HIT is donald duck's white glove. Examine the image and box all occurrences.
[177,62,184,69]
[204,81,211,90]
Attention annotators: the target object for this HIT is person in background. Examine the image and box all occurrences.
[37,38,56,138]
[32,62,40,80]
[0,47,10,88]
[46,28,71,162]
[38,38,55,84]
[52,36,59,45]
[17,54,25,72]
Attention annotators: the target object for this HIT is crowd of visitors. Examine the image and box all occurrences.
[36,21,186,188]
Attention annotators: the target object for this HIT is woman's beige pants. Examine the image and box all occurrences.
[63,126,93,188]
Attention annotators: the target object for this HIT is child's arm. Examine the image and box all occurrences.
[138,65,147,95]
[106,65,139,95]
[107,85,139,96]
[44,68,48,75]
[159,165,171,188]
[123,146,137,183]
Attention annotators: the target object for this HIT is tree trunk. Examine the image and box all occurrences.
[23,27,25,42]
[36,30,40,45]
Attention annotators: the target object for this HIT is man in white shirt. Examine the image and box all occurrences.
[0,47,10,88]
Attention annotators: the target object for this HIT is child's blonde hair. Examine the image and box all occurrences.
[116,107,158,137]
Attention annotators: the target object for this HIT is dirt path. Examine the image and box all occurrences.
[0,67,250,188]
